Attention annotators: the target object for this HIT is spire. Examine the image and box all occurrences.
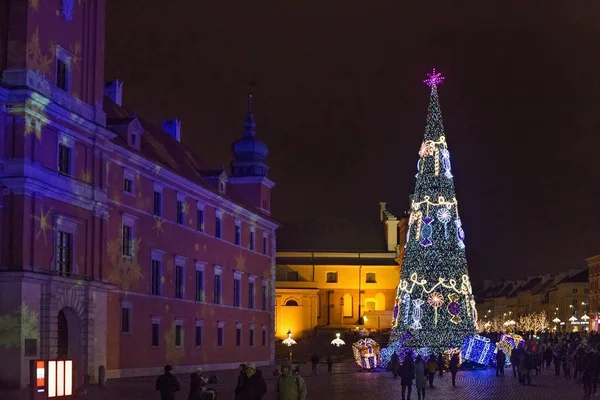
[244,93,256,137]
[423,69,445,142]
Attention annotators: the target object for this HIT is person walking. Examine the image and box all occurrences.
[496,350,506,377]
[510,348,520,378]
[239,363,267,400]
[449,354,459,387]
[234,364,247,400]
[155,365,181,400]
[326,355,333,373]
[391,352,400,378]
[400,355,415,400]
[436,353,444,377]
[310,354,319,375]
[187,368,205,400]
[275,360,307,400]
[414,356,427,400]
[425,354,437,388]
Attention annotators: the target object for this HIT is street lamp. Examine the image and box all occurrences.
[331,332,346,361]
[282,330,297,362]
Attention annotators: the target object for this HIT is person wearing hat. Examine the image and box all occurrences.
[275,360,307,400]
[155,365,181,400]
[239,362,267,400]
[234,364,248,400]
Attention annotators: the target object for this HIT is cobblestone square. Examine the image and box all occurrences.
[0,363,588,400]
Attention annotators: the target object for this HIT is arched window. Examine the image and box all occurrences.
[285,299,299,306]
[343,294,353,317]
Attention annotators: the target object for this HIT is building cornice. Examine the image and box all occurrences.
[276,251,397,259]
[228,175,276,189]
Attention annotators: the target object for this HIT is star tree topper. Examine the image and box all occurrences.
[424,69,445,88]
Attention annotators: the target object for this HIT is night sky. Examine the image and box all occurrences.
[104,1,600,284]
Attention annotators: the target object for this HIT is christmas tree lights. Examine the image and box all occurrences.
[389,70,477,355]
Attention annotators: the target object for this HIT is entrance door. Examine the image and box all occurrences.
[56,308,82,370]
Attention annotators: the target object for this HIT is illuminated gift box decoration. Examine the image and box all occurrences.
[461,334,494,365]
[352,338,381,370]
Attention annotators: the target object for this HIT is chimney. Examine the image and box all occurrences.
[379,202,387,222]
[104,79,123,106]
[163,119,181,142]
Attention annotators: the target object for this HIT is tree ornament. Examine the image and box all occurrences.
[441,148,453,178]
[411,299,425,330]
[402,293,411,325]
[436,208,451,238]
[392,298,399,326]
[420,217,434,247]
[447,293,462,324]
[427,292,444,325]
[455,218,465,249]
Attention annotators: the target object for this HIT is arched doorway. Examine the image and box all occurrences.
[57,308,82,368]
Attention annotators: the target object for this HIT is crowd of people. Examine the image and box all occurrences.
[154,360,308,400]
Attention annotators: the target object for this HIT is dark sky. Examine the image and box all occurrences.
[104,1,600,284]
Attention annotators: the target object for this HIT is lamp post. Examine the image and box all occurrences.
[282,330,297,362]
[331,332,346,361]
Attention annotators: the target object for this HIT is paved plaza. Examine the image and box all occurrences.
[1,363,589,400]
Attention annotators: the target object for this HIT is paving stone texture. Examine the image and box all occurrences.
[0,363,589,400]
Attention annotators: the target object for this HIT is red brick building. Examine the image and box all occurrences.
[0,0,278,388]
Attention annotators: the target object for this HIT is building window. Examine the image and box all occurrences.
[262,329,267,347]
[175,321,183,347]
[235,225,241,246]
[262,236,268,255]
[151,322,159,347]
[56,231,72,275]
[58,144,71,175]
[285,299,299,306]
[573,289,578,294]
[215,216,222,239]
[176,201,184,225]
[366,273,376,283]
[195,270,204,302]
[151,260,161,296]
[248,282,255,309]
[233,278,241,307]
[213,274,221,304]
[123,178,133,193]
[195,325,202,347]
[262,283,267,311]
[249,230,255,251]
[122,225,133,257]
[249,327,255,347]
[327,272,338,283]
[236,327,242,346]
[56,59,68,90]
[286,271,298,281]
[153,192,162,217]
[197,208,204,232]
[121,303,132,334]
[131,133,137,146]
[175,265,184,299]
[217,327,223,347]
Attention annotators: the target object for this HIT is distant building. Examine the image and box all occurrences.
[476,269,590,332]
[0,0,277,388]
[274,203,407,339]
[586,254,600,330]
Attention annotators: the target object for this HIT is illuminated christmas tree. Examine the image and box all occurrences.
[390,70,477,356]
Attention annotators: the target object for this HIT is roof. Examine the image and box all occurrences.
[103,96,276,223]
[276,216,388,252]
[276,256,398,266]
[519,277,542,292]
[559,269,588,284]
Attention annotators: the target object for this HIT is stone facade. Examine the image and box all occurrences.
[0,0,277,388]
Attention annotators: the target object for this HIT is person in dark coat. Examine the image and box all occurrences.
[400,355,415,400]
[187,368,206,400]
[496,350,506,377]
[326,355,334,373]
[436,353,444,377]
[240,363,267,400]
[391,352,400,378]
[234,364,247,400]
[310,354,319,375]
[449,354,459,387]
[156,365,181,400]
